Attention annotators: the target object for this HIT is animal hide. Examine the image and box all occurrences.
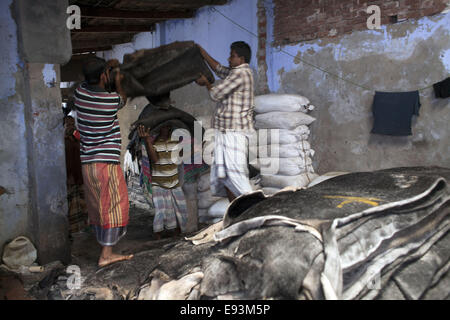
[132,166,450,300]
[119,41,215,99]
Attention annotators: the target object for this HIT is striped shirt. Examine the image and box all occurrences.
[151,139,182,189]
[74,82,123,164]
[210,63,255,132]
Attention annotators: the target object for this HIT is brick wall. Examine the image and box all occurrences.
[257,0,270,94]
[273,0,448,46]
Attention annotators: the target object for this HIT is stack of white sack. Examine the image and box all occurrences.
[196,170,229,225]
[253,94,319,195]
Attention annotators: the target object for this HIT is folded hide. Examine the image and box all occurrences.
[119,41,215,99]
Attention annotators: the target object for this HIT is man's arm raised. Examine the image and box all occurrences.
[197,44,219,71]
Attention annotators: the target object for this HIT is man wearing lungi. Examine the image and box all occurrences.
[138,124,188,239]
[196,42,255,202]
[74,57,133,267]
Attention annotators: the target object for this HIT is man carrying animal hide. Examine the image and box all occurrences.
[195,42,255,202]
[74,57,134,267]
[137,124,188,239]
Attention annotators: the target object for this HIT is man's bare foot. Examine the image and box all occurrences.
[98,253,134,268]
[169,227,181,237]
[153,231,162,240]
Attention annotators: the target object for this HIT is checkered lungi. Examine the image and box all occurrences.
[152,185,187,233]
[67,184,88,234]
[210,130,254,198]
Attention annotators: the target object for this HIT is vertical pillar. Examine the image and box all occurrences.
[0,0,72,264]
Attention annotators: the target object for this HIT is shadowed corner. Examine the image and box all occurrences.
[222,190,267,228]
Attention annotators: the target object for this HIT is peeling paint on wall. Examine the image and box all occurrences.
[0,0,19,98]
[42,64,56,88]
[442,48,450,71]
[265,7,450,173]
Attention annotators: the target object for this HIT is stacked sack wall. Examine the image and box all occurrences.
[254,94,319,194]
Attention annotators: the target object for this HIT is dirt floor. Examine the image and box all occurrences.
[1,205,203,300]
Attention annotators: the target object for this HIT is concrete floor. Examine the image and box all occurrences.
[5,206,202,300]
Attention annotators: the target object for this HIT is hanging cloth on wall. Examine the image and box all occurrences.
[433,77,450,98]
[370,91,421,136]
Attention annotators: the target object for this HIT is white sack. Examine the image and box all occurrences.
[258,128,309,145]
[198,209,209,223]
[255,112,315,130]
[257,157,314,176]
[255,94,315,114]
[208,198,230,218]
[197,189,222,209]
[257,142,314,158]
[260,172,319,189]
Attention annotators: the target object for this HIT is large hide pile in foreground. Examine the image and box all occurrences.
[132,166,450,300]
[120,41,215,99]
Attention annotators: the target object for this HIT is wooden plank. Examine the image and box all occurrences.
[72,36,133,49]
[71,25,154,33]
[72,46,113,54]
[79,6,194,19]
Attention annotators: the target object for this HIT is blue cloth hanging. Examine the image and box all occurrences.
[370,91,421,136]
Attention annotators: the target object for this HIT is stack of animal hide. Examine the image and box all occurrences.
[131,166,450,300]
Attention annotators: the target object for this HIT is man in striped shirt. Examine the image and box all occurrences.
[74,57,133,267]
[196,42,255,202]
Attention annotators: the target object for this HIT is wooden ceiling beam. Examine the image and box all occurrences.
[78,6,194,19]
[112,0,228,7]
[72,36,134,49]
[72,46,113,54]
[71,25,154,33]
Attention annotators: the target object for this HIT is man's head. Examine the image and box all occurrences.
[82,57,107,85]
[228,41,251,68]
[159,124,172,139]
[146,92,171,107]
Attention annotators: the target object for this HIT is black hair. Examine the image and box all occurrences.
[146,92,171,107]
[82,57,107,85]
[231,41,251,63]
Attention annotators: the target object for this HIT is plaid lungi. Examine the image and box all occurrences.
[211,130,254,198]
[152,185,187,233]
[67,184,88,234]
[82,163,129,229]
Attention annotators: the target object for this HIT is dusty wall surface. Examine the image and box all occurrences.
[0,0,70,263]
[0,0,30,261]
[266,9,450,173]
[14,0,72,64]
